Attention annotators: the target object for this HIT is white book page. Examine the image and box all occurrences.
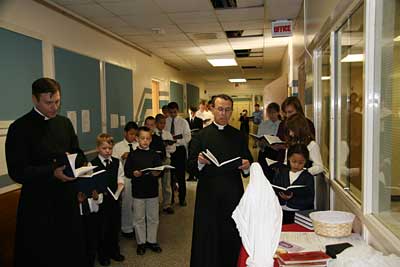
[266,157,278,166]
[80,169,106,178]
[265,135,283,144]
[75,166,98,177]
[141,165,175,172]
[219,156,241,167]
[67,153,78,177]
[272,184,306,191]
[107,185,124,200]
[203,149,219,166]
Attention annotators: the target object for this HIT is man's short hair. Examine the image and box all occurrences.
[124,121,138,132]
[161,105,168,111]
[144,116,155,124]
[32,78,60,100]
[167,102,179,110]
[138,126,151,135]
[255,104,260,107]
[96,133,114,147]
[189,106,198,113]
[155,114,165,122]
[211,94,233,106]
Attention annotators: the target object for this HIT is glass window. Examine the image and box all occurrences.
[335,5,364,202]
[320,42,331,168]
[372,0,400,238]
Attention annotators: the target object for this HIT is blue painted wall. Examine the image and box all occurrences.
[170,81,184,111]
[0,27,43,120]
[105,63,133,139]
[55,47,101,151]
[186,83,199,109]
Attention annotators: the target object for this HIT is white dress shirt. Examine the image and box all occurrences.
[284,141,324,176]
[195,110,214,127]
[154,128,176,158]
[165,116,191,147]
[112,138,138,165]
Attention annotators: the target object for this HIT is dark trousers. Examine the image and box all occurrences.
[82,213,101,267]
[98,196,121,261]
[282,210,295,225]
[171,145,187,204]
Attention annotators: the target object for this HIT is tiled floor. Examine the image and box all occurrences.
[98,181,197,267]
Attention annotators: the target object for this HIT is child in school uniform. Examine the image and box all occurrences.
[155,113,176,214]
[112,121,138,239]
[267,144,315,225]
[91,133,125,266]
[124,126,163,255]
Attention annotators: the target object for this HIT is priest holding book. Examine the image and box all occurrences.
[188,94,253,267]
[5,78,87,267]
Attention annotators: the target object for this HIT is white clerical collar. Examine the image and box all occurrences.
[34,107,50,120]
[213,122,226,130]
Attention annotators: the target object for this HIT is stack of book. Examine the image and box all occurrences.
[294,210,314,230]
[277,251,331,266]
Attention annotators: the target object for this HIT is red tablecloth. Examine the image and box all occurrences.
[237,224,313,267]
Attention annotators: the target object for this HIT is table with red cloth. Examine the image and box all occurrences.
[237,224,313,267]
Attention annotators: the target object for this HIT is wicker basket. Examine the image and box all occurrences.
[309,211,355,237]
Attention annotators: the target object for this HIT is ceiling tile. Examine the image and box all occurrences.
[179,23,223,33]
[236,0,264,8]
[198,43,233,55]
[53,0,93,4]
[121,14,173,29]
[90,16,130,29]
[153,0,213,13]
[267,0,303,21]
[63,3,114,18]
[99,0,163,16]
[220,20,264,31]
[229,36,264,49]
[161,40,196,48]
[216,7,264,22]
[168,11,217,24]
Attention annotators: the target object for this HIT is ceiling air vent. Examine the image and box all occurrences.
[210,0,237,9]
[247,78,263,81]
[192,33,218,40]
[241,66,258,69]
[234,49,251,57]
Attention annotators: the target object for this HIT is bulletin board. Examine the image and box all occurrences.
[0,27,43,120]
[54,47,101,151]
[170,81,184,111]
[0,27,43,187]
[105,62,133,139]
[186,83,200,110]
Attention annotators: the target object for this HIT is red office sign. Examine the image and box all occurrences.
[271,20,293,38]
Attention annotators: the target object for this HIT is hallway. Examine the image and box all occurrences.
[113,182,197,267]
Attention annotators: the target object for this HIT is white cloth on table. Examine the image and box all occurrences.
[232,162,282,267]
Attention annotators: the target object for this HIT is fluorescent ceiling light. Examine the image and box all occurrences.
[228,78,247,83]
[321,76,331,80]
[394,35,400,42]
[207,58,238,67]
[341,54,364,62]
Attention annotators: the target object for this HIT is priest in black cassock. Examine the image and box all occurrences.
[5,78,87,267]
[188,94,253,267]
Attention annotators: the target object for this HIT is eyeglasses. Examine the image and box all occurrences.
[215,107,233,113]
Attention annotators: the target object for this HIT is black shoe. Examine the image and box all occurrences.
[121,231,134,239]
[111,254,125,262]
[163,207,174,214]
[137,244,146,255]
[99,259,111,266]
[147,242,162,253]
[179,201,187,207]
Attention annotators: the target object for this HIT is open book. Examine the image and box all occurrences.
[201,149,241,168]
[272,184,306,194]
[140,165,175,172]
[163,139,177,146]
[250,134,285,145]
[107,186,124,200]
[61,153,105,178]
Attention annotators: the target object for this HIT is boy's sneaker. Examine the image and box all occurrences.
[147,242,162,253]
[137,244,146,255]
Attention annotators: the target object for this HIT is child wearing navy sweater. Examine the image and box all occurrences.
[267,143,315,224]
[124,126,162,255]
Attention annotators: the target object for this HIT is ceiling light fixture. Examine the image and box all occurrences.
[394,35,400,42]
[341,54,364,63]
[228,78,247,83]
[321,76,331,80]
[207,57,238,67]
